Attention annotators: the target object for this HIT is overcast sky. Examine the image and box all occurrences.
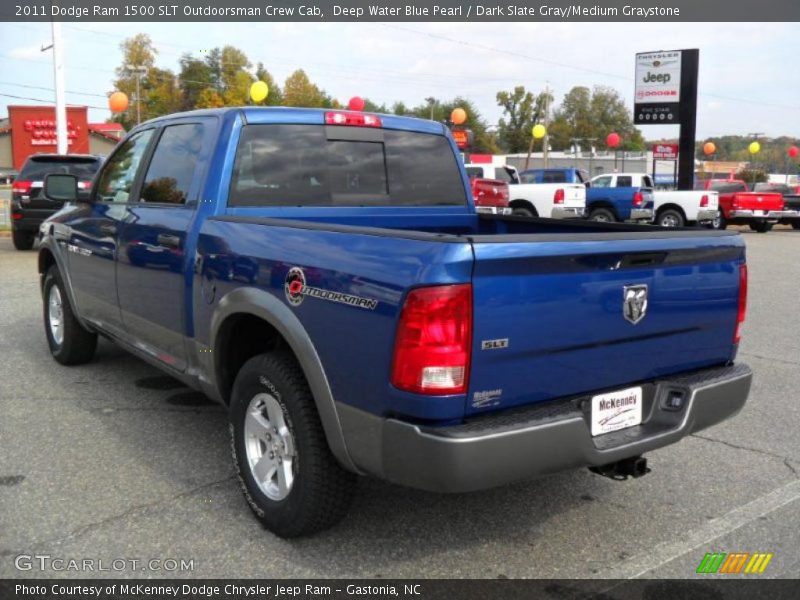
[1,21,798,139]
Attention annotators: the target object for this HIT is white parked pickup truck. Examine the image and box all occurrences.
[464,163,585,219]
[609,173,720,228]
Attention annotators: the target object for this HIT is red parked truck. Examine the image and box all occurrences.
[704,179,793,232]
[470,177,511,215]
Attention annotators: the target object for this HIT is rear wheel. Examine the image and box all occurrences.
[710,212,727,230]
[12,229,34,250]
[791,222,800,230]
[229,352,355,538]
[656,209,685,228]
[749,221,773,233]
[43,266,97,365]
[511,204,536,218]
[588,208,616,223]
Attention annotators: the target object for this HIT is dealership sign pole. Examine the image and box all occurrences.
[634,49,699,190]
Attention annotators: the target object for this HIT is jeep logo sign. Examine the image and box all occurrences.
[643,71,671,84]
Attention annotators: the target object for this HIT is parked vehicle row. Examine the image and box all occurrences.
[35,107,752,537]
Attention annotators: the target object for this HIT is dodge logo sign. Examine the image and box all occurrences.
[623,284,648,325]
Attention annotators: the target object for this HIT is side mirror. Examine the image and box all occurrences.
[44,173,78,203]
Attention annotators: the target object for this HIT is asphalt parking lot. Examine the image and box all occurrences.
[1,227,799,580]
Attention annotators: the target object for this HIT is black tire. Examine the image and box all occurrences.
[12,229,35,250]
[43,266,97,365]
[511,204,536,218]
[656,208,685,228]
[792,222,800,230]
[588,207,616,223]
[749,221,773,233]
[230,352,355,538]
[710,212,727,230]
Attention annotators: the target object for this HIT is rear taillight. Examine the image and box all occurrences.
[325,111,382,127]
[553,189,565,204]
[734,264,747,344]
[12,181,32,196]
[633,191,643,207]
[391,284,472,395]
[700,195,709,207]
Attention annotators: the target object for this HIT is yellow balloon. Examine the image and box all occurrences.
[250,81,269,103]
[532,124,546,139]
[748,141,761,155]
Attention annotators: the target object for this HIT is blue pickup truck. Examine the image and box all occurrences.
[519,167,590,186]
[586,172,655,223]
[37,107,752,537]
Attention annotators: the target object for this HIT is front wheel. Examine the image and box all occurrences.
[12,229,35,250]
[229,352,355,538]
[43,266,97,365]
[656,209,685,228]
[588,208,616,223]
[749,221,773,233]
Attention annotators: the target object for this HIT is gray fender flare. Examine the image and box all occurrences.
[38,235,92,331]
[210,287,359,474]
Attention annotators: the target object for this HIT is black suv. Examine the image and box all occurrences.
[11,154,103,250]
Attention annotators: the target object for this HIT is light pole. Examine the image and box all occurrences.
[41,20,68,154]
[126,64,148,125]
[425,97,436,121]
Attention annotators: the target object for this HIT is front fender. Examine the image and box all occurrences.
[209,286,359,473]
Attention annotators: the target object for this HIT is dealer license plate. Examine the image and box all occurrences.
[590,386,642,436]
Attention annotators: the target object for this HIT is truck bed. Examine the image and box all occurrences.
[197,213,743,421]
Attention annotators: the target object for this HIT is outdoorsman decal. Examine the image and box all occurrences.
[284,267,378,310]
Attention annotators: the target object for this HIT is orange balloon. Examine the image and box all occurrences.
[450,107,467,125]
[108,91,129,113]
[703,142,716,156]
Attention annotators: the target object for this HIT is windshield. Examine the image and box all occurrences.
[19,157,102,181]
[229,124,467,207]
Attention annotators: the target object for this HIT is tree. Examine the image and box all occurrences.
[495,86,550,153]
[111,34,161,129]
[178,54,215,110]
[195,88,225,109]
[282,69,330,108]
[549,85,644,151]
[254,62,283,106]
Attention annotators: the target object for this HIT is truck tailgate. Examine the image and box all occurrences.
[561,184,586,208]
[466,231,743,415]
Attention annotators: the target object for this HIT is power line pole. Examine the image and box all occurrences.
[41,19,67,155]
[126,64,148,125]
[543,82,551,168]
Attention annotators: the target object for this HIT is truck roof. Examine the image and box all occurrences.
[136,106,447,136]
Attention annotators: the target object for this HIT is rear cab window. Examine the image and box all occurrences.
[228,124,467,207]
[615,176,633,188]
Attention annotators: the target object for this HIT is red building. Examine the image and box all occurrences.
[0,105,124,177]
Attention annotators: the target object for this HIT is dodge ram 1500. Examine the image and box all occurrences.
[37,107,752,537]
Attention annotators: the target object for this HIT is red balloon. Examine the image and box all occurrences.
[348,96,365,111]
[606,132,621,148]
[789,146,799,158]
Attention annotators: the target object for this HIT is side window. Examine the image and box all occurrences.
[140,123,205,205]
[616,176,633,188]
[543,171,566,183]
[465,167,483,179]
[578,170,589,183]
[642,176,654,188]
[592,176,612,188]
[95,130,154,203]
[493,167,514,183]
